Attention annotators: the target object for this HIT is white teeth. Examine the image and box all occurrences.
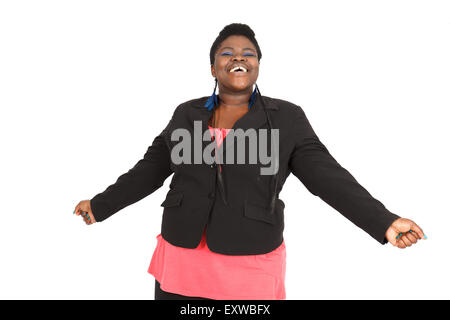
[230,66,248,72]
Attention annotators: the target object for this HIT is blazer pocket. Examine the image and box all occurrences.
[160,192,183,207]
[244,201,276,225]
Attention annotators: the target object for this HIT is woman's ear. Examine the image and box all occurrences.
[210,64,216,78]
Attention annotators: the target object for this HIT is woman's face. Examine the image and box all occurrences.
[211,35,259,92]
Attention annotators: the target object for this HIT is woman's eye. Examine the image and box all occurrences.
[220,51,255,57]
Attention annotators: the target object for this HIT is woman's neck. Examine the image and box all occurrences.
[217,87,253,108]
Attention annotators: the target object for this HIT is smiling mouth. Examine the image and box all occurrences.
[229,66,248,73]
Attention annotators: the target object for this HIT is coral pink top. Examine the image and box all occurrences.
[147,127,286,300]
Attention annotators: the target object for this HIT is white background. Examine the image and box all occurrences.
[0,0,448,299]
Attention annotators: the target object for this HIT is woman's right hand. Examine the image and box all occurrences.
[74,200,97,225]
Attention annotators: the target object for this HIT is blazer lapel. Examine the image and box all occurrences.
[188,97,215,158]
[222,94,279,152]
[187,94,279,162]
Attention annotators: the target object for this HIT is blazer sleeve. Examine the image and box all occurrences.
[90,116,174,222]
[288,106,400,244]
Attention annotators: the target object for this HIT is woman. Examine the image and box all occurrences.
[74,23,426,300]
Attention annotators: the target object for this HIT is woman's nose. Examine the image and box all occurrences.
[232,54,246,61]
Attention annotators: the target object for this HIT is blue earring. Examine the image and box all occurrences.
[249,86,257,109]
[205,78,218,111]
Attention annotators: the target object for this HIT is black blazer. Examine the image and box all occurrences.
[90,94,400,255]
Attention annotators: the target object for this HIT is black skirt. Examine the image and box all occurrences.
[154,279,213,300]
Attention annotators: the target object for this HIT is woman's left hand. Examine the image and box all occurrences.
[385,217,426,249]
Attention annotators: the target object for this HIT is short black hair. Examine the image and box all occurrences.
[209,23,262,65]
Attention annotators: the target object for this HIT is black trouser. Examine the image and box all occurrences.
[154,279,213,300]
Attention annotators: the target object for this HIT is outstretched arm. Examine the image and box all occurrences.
[88,117,174,222]
[288,106,425,247]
